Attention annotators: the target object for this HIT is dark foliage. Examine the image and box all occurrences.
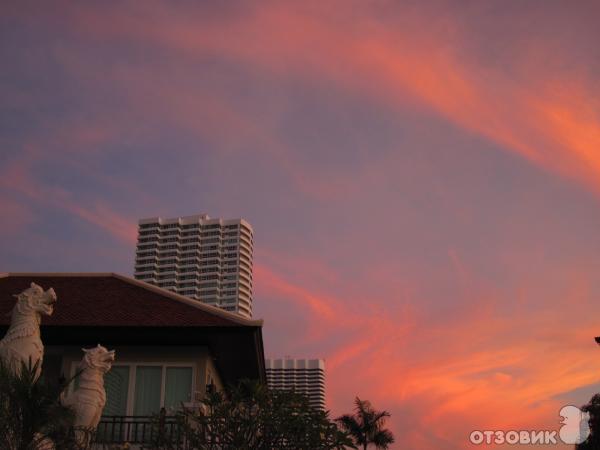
[0,360,90,450]
[146,379,355,450]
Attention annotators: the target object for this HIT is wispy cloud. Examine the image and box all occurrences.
[43,1,600,197]
[0,149,137,244]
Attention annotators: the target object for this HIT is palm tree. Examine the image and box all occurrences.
[336,397,394,450]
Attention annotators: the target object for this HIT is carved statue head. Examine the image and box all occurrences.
[13,282,57,316]
[81,344,116,373]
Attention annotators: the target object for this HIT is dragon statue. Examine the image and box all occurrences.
[62,344,116,443]
[0,282,56,379]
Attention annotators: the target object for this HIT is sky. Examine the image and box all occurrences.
[1,1,600,448]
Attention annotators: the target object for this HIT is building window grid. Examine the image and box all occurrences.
[135,217,253,318]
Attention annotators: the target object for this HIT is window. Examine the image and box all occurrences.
[134,366,162,415]
[200,259,219,266]
[136,258,156,265]
[138,244,158,250]
[179,275,198,280]
[165,367,193,409]
[93,363,194,417]
[137,274,155,280]
[103,366,130,415]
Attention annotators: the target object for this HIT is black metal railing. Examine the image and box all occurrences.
[95,415,184,446]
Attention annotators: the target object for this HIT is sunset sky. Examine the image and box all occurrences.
[2,1,600,448]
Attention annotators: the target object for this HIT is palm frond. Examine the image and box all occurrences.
[339,397,395,449]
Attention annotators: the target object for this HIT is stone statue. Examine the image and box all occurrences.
[62,344,116,439]
[0,282,56,379]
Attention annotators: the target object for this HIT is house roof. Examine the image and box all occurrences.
[0,273,262,327]
[0,273,266,384]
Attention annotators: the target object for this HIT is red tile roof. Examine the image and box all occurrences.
[0,273,260,328]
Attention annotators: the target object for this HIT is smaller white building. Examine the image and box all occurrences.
[266,358,325,410]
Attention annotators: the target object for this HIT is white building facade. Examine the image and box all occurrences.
[265,358,326,410]
[134,214,254,318]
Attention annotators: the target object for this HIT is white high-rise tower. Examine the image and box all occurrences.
[134,214,253,318]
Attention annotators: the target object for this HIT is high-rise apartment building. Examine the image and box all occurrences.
[134,214,253,318]
[265,358,326,410]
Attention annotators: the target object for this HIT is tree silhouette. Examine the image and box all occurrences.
[336,397,394,450]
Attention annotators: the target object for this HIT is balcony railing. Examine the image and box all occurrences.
[95,415,184,447]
